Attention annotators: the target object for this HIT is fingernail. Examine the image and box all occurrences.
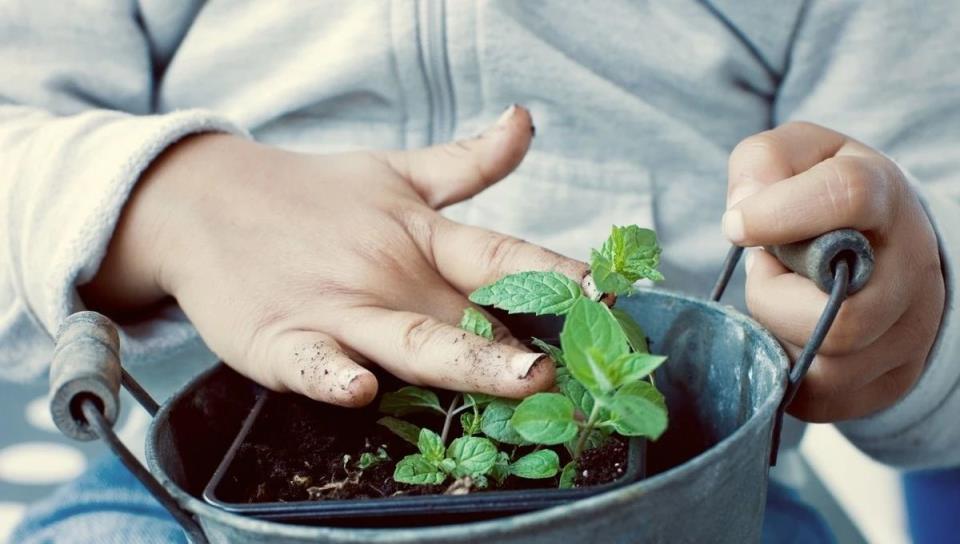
[343,372,378,406]
[511,353,551,379]
[722,209,745,244]
[496,104,518,127]
[581,273,602,301]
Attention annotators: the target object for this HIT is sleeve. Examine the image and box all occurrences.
[773,0,960,469]
[0,1,246,382]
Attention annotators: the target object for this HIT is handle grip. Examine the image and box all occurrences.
[766,229,874,295]
[49,311,122,441]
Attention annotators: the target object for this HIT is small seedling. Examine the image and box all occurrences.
[379,225,669,490]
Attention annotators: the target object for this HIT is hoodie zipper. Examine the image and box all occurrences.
[418,0,455,143]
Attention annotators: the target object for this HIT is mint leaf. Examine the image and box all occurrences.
[459,307,494,340]
[560,377,595,417]
[559,461,577,489]
[357,448,390,470]
[607,381,668,439]
[531,337,565,366]
[510,393,578,445]
[417,428,446,464]
[490,451,511,484]
[394,454,446,485]
[469,271,582,316]
[481,400,527,445]
[565,427,608,455]
[598,225,662,282]
[447,436,498,478]
[509,450,560,479]
[460,412,481,436]
[590,250,634,296]
[439,458,457,474]
[379,386,444,417]
[377,417,422,446]
[611,308,649,353]
[613,353,667,386]
[561,298,628,395]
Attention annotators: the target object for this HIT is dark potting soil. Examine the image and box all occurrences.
[218,393,629,503]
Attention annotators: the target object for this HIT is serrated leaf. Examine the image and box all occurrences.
[560,377,595,417]
[598,225,663,283]
[469,271,583,316]
[377,417,422,446]
[510,393,578,445]
[559,461,577,489]
[481,401,528,445]
[394,454,446,485]
[417,428,446,463]
[379,386,444,417]
[439,458,457,474]
[490,451,511,483]
[447,436,498,478]
[531,337,565,366]
[509,450,560,479]
[611,308,649,353]
[613,353,667,386]
[555,366,572,389]
[561,298,628,394]
[590,250,634,296]
[460,412,481,436]
[607,381,668,439]
[459,307,494,340]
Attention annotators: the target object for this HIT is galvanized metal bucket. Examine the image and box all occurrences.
[147,288,786,543]
[48,230,873,543]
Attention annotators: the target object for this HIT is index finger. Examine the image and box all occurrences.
[431,220,590,295]
[723,153,899,246]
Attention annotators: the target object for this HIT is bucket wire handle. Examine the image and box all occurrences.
[710,229,875,465]
[49,311,208,543]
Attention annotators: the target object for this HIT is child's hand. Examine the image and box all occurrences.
[81,106,585,407]
[724,122,944,422]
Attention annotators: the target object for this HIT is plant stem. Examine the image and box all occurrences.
[440,394,462,445]
[574,403,603,459]
[450,403,473,417]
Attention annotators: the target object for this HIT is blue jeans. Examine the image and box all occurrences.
[903,466,960,544]
[14,455,833,543]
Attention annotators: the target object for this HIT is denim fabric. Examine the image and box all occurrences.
[903,466,960,544]
[14,455,832,543]
[761,478,835,544]
[11,456,186,544]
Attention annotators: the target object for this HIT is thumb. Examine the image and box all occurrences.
[381,104,534,209]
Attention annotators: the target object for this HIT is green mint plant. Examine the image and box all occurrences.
[378,225,669,491]
[378,389,560,486]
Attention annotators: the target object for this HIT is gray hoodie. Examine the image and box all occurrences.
[1,0,958,468]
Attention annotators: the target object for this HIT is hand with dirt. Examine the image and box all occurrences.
[80,105,586,407]
[724,121,945,422]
